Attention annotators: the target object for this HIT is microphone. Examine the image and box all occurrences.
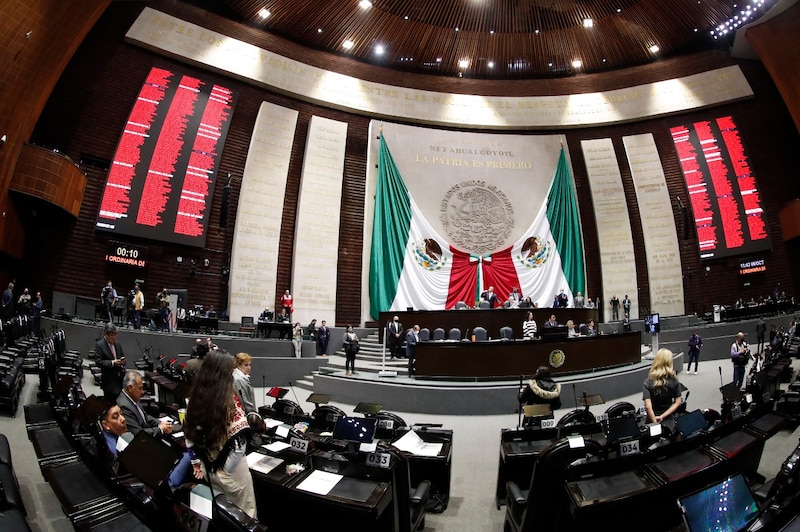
[262,375,266,408]
[582,390,588,410]
[288,381,301,407]
[572,383,578,411]
[718,366,723,386]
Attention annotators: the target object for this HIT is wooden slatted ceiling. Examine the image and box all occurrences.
[215,0,740,77]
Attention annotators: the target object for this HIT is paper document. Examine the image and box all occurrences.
[247,452,284,475]
[263,441,291,453]
[393,430,443,457]
[264,418,283,429]
[359,441,378,453]
[171,431,184,439]
[296,469,343,495]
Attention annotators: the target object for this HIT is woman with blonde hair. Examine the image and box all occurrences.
[233,352,256,415]
[642,348,682,430]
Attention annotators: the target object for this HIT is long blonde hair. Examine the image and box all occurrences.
[648,348,676,388]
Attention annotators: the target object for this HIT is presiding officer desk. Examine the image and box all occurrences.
[415,331,642,378]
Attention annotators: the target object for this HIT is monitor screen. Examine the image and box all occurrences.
[679,474,759,532]
[607,416,641,443]
[118,431,181,490]
[644,314,660,333]
[720,382,743,404]
[676,409,708,438]
[333,416,377,444]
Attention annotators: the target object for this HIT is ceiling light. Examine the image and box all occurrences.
[404,15,409,20]
[548,62,553,67]
[602,58,607,63]
[583,18,594,28]
[374,44,384,55]
[616,8,622,12]
[343,39,355,50]
[436,57,442,63]
[534,29,540,35]
[358,0,372,9]
[488,61,494,68]
[317,28,322,33]
[649,44,660,54]
[458,59,469,69]
[455,27,460,32]
[571,59,582,68]
[258,8,270,19]
[490,30,495,35]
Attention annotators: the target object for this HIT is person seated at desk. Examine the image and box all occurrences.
[642,348,682,432]
[522,311,538,339]
[518,366,562,410]
[117,371,176,439]
[205,305,216,318]
[259,307,273,322]
[519,297,535,309]
[275,308,290,339]
[566,320,579,338]
[585,297,595,309]
[543,315,559,328]
[585,319,598,337]
[100,402,192,490]
[503,295,519,309]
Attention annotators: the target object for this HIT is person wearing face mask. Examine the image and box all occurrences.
[343,325,359,376]
[387,315,404,359]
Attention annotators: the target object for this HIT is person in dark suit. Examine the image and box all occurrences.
[117,371,175,438]
[481,287,499,308]
[387,315,404,359]
[317,320,330,356]
[406,325,420,376]
[96,322,126,401]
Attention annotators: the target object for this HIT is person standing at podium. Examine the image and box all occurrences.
[642,348,682,431]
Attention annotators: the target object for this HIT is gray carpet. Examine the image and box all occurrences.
[2,356,798,532]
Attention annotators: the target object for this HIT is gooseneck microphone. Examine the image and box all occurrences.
[718,366,723,387]
[288,381,301,406]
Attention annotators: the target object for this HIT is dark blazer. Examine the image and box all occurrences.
[117,390,162,439]
[96,339,125,399]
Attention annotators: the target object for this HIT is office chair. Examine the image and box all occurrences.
[454,301,468,310]
[212,494,266,532]
[418,328,430,342]
[472,327,488,341]
[311,404,347,431]
[500,326,514,340]
[505,437,602,532]
[382,447,431,532]
[557,409,597,428]
[605,402,637,419]
[432,328,445,341]
[448,328,461,340]
[374,411,408,440]
[478,301,490,309]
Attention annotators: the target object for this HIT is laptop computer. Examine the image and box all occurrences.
[118,431,182,491]
[676,409,708,438]
[678,473,759,532]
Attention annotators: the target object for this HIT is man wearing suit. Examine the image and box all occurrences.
[96,322,126,401]
[482,287,499,308]
[318,320,330,356]
[406,325,420,376]
[387,315,404,359]
[117,371,174,439]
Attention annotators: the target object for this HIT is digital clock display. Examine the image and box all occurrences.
[106,241,147,268]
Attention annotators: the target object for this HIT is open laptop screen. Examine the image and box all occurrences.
[679,473,759,532]
[118,431,181,490]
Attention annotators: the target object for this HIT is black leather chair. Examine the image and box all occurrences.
[311,404,346,431]
[212,494,266,532]
[605,402,637,419]
[557,409,597,429]
[384,447,430,532]
[454,301,468,309]
[505,437,602,531]
[432,328,445,341]
[478,301,490,309]
[374,411,407,440]
[472,327,488,341]
[500,326,514,340]
[418,328,430,342]
[448,328,461,340]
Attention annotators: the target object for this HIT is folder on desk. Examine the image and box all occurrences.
[393,430,443,457]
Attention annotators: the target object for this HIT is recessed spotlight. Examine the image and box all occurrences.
[374,44,384,55]
[572,59,582,68]
[548,62,553,67]
[358,0,372,9]
[258,8,270,19]
[455,27,459,32]
[534,29,540,35]
[616,8,622,12]
[649,44,660,54]
[490,30,495,35]
[317,28,323,33]
[404,15,409,20]
[343,39,355,50]
[583,18,594,28]
[602,58,607,63]
[436,57,442,63]
[458,59,469,69]
[488,61,494,68]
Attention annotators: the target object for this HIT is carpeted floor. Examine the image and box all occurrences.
[2,356,798,532]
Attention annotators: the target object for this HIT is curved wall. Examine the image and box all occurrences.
[24,0,800,326]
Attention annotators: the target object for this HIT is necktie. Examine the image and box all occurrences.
[109,343,116,359]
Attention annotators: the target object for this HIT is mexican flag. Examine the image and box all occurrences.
[369,136,584,319]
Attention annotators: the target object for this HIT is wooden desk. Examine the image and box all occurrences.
[415,332,641,378]
[378,308,600,342]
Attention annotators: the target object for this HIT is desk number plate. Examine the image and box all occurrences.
[289,437,309,454]
[620,440,640,457]
[326,413,340,423]
[731,405,742,419]
[377,419,394,430]
[638,406,647,417]
[366,452,392,469]
[541,419,556,429]
[595,413,609,423]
